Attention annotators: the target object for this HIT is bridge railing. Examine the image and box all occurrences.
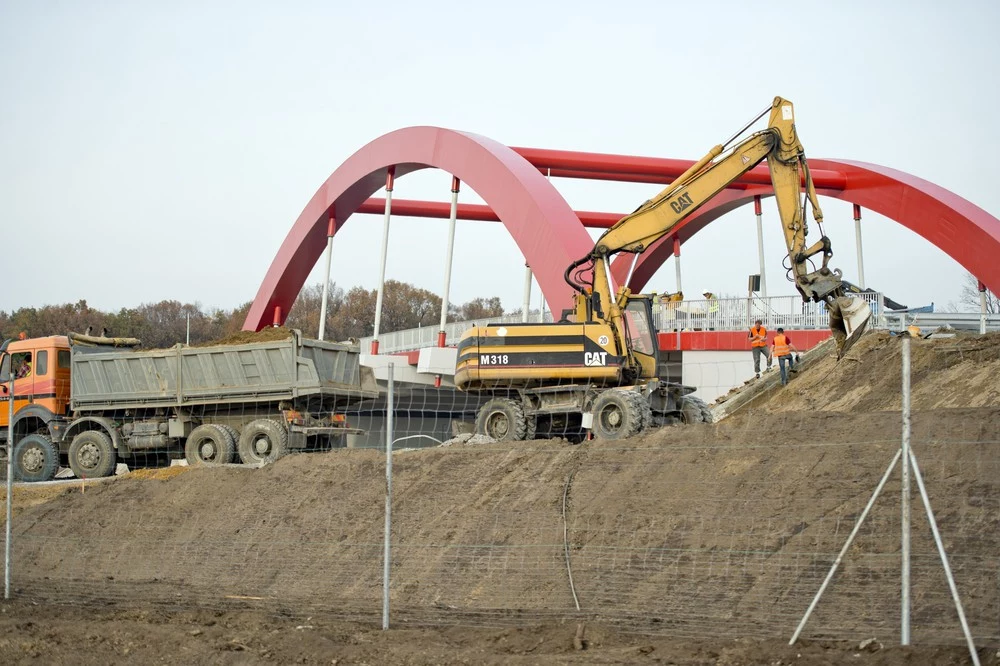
[654,292,886,333]
[363,292,999,355]
[361,311,554,355]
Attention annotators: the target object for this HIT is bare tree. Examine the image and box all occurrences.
[959,273,998,314]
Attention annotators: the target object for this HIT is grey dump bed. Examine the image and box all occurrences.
[70,330,375,410]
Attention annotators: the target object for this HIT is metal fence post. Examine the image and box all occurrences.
[382,363,395,630]
[5,376,14,599]
[901,331,912,645]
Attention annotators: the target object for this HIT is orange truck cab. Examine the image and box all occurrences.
[1,336,73,481]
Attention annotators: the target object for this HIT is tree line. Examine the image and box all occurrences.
[0,280,507,349]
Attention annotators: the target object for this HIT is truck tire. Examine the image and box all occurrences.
[216,424,240,450]
[185,424,235,466]
[680,396,714,424]
[69,429,117,479]
[13,434,59,482]
[592,390,643,440]
[476,398,528,442]
[238,419,289,465]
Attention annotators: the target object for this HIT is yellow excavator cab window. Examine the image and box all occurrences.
[624,300,655,356]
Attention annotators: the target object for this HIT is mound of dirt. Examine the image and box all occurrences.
[196,326,295,347]
[4,328,999,662]
[731,331,1000,413]
[5,405,999,649]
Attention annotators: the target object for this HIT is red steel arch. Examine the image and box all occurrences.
[244,127,593,331]
[610,158,1000,296]
[247,129,1000,331]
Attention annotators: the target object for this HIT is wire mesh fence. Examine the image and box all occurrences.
[1,328,999,649]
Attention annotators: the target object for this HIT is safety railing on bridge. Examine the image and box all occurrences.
[360,311,554,355]
[654,292,886,333]
[363,291,998,355]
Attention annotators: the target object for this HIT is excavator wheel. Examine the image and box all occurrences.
[626,391,653,434]
[476,398,529,442]
[680,396,713,424]
[591,390,643,441]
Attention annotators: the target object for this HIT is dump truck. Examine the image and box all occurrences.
[1,330,377,482]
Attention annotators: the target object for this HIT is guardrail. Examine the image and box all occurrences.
[362,293,999,355]
[654,292,886,332]
[361,311,554,355]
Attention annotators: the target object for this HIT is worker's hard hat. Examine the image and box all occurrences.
[702,289,711,295]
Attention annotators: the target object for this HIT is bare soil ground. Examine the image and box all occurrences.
[1,330,998,664]
[2,600,994,665]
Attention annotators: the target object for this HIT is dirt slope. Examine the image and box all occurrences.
[728,331,1000,413]
[2,330,999,664]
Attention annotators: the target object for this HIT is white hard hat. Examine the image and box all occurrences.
[702,288,712,295]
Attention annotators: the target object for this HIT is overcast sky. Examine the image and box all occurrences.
[2,0,997,318]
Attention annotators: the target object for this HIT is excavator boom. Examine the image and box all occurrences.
[454,96,872,444]
[567,96,871,359]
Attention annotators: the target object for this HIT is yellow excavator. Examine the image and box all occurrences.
[455,97,872,441]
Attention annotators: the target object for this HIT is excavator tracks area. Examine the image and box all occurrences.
[2,330,999,664]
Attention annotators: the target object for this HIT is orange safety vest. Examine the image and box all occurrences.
[749,325,767,348]
[773,334,791,357]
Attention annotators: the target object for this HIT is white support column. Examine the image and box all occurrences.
[980,281,988,335]
[672,237,682,296]
[522,264,532,323]
[754,195,768,298]
[372,167,395,354]
[854,204,867,289]
[439,177,460,341]
[318,214,336,341]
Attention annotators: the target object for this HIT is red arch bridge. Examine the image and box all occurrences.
[243,126,999,396]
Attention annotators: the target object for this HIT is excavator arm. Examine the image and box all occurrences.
[565,96,870,361]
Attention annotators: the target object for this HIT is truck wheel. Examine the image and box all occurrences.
[13,434,59,482]
[476,398,528,442]
[185,425,235,465]
[69,430,117,479]
[216,424,240,450]
[592,390,642,440]
[237,419,288,465]
[680,396,714,424]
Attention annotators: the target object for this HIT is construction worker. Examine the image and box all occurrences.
[748,319,771,378]
[703,290,719,330]
[772,328,800,386]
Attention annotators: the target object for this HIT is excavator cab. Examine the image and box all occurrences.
[622,297,659,381]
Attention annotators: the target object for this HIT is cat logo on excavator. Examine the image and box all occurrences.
[669,191,693,214]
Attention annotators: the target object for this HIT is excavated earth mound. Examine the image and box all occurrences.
[2,331,999,664]
[744,330,1000,413]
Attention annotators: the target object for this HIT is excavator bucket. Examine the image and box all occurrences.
[828,296,872,358]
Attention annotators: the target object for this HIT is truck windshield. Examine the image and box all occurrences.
[624,300,655,355]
